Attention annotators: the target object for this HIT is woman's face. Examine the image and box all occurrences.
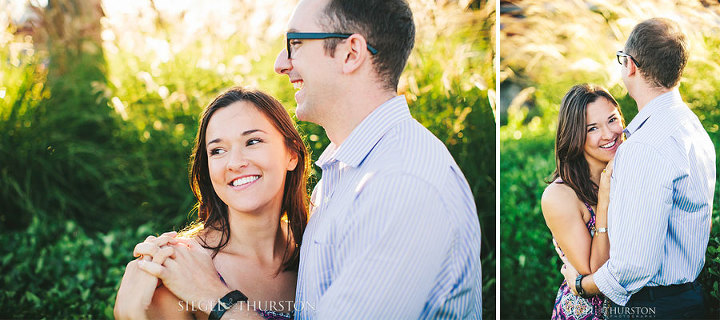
[583,97,624,168]
[205,101,298,216]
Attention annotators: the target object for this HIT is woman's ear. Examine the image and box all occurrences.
[287,151,299,171]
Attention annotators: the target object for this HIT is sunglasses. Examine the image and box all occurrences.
[616,51,641,68]
[286,32,379,59]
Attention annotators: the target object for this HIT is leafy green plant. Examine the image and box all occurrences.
[0,215,158,318]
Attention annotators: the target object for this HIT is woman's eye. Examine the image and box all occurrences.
[209,148,225,155]
[290,40,302,46]
[609,117,617,123]
[247,138,263,146]
[587,127,597,133]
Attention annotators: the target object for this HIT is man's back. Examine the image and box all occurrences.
[595,89,716,305]
[296,96,482,319]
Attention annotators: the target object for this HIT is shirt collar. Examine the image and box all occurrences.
[316,95,411,168]
[623,88,682,138]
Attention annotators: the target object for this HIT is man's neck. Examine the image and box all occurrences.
[632,83,672,112]
[324,91,397,146]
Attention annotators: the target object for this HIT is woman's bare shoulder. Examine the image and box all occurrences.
[542,180,577,202]
[187,227,220,251]
[541,180,582,218]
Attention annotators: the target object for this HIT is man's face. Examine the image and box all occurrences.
[618,47,637,97]
[274,0,338,125]
[619,52,630,90]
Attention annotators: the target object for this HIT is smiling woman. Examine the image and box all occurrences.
[541,84,624,320]
[114,87,310,319]
[190,88,309,266]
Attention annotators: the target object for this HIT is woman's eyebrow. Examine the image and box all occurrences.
[206,129,267,147]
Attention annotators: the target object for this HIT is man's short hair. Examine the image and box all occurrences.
[318,0,415,91]
[625,18,688,89]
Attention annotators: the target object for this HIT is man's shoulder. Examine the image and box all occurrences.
[625,101,712,161]
[636,99,699,137]
[368,117,457,181]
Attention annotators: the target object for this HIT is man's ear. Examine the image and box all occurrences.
[341,34,369,74]
[627,58,637,77]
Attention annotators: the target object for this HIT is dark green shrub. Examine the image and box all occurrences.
[0,215,158,318]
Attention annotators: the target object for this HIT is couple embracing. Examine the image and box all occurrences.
[114,0,482,319]
[543,18,716,319]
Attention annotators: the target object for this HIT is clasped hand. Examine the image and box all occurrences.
[114,232,229,319]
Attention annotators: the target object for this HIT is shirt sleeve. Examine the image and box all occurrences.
[594,141,676,305]
[313,171,471,319]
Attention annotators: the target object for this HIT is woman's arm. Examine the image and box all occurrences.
[115,233,185,320]
[146,285,197,320]
[589,159,613,272]
[542,184,594,275]
[114,258,158,320]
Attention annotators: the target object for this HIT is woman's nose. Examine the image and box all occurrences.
[227,149,249,171]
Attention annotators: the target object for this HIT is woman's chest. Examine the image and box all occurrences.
[214,258,297,306]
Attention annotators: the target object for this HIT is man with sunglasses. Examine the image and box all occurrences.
[560,18,715,319]
[272,0,482,318]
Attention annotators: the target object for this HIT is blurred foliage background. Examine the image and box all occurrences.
[0,0,495,318]
[499,0,720,319]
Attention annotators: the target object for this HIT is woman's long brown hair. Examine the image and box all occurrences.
[549,84,623,206]
[186,87,310,272]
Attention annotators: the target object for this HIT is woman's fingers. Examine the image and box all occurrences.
[603,158,615,177]
[151,246,175,265]
[184,237,202,249]
[133,233,178,258]
[560,253,569,265]
[153,234,177,247]
[169,237,191,247]
[161,231,177,238]
[134,242,159,258]
[553,238,566,263]
[137,260,166,278]
[171,242,191,259]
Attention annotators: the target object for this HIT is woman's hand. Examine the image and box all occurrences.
[596,158,614,224]
[598,159,614,207]
[114,256,157,320]
[137,237,231,313]
[114,233,177,320]
[133,232,177,265]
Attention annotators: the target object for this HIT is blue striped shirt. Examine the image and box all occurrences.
[295,96,482,319]
[594,89,716,306]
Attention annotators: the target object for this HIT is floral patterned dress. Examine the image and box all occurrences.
[551,203,606,320]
